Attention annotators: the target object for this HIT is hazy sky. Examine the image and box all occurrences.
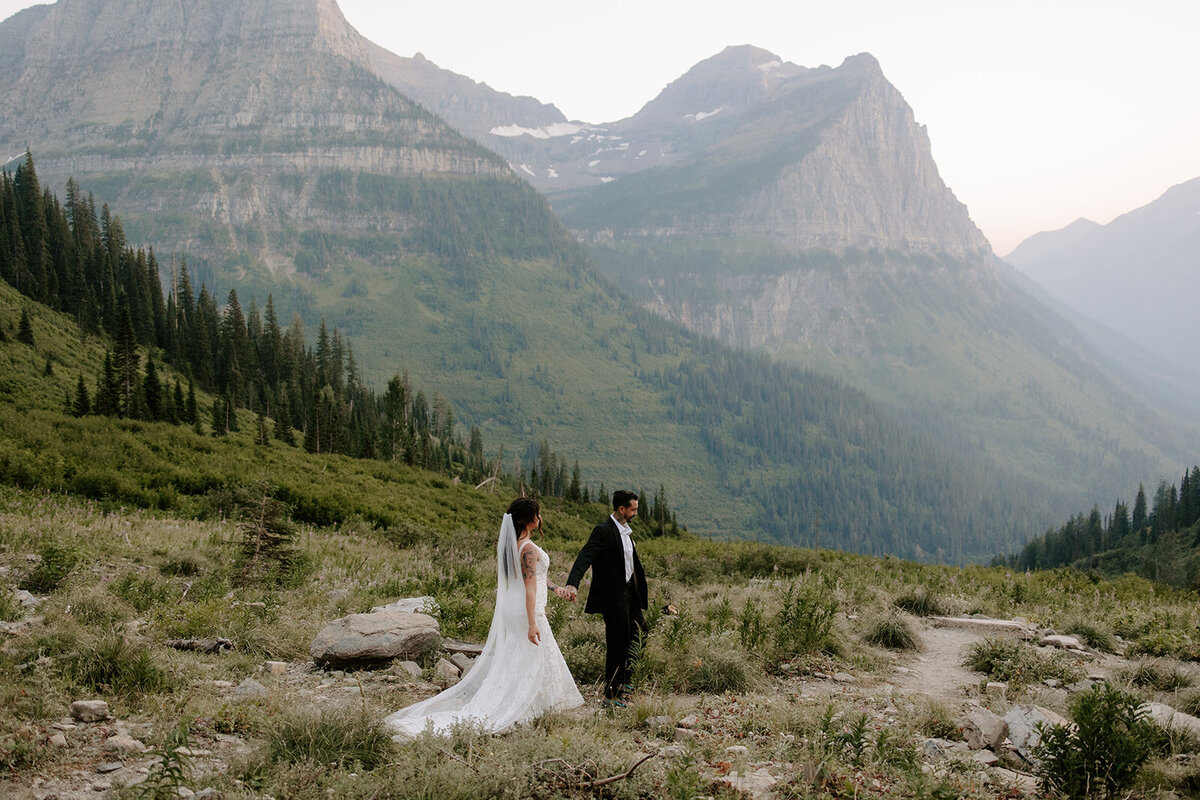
[2,0,1198,255]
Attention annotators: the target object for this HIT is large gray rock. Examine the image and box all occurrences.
[1141,703,1200,737]
[962,707,1008,751]
[310,611,441,667]
[1004,704,1070,760]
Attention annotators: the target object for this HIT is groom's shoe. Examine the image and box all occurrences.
[602,697,626,708]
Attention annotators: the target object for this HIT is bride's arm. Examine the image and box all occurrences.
[521,546,540,645]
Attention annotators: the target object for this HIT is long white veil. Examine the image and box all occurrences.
[385,514,539,736]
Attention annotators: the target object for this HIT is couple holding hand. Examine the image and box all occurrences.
[386,490,647,737]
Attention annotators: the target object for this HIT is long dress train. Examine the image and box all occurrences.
[385,538,583,736]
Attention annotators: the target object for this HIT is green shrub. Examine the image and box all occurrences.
[1120,660,1195,692]
[739,596,768,651]
[773,580,837,658]
[961,637,1082,686]
[20,541,80,593]
[0,588,21,622]
[265,707,395,770]
[64,633,172,698]
[1063,620,1117,654]
[893,585,947,617]
[112,573,174,612]
[1034,683,1156,799]
[863,612,922,652]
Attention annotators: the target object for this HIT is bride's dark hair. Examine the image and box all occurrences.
[506,496,540,536]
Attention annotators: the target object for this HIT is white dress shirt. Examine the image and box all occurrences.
[612,514,635,582]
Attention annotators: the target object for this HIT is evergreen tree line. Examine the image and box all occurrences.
[0,152,596,499]
[1011,466,1200,574]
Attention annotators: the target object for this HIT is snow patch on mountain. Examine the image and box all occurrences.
[490,122,583,139]
[684,108,723,122]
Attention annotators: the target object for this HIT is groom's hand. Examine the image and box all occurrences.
[561,585,578,602]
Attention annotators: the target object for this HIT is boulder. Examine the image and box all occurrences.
[443,638,485,656]
[1004,704,1069,760]
[1141,703,1200,738]
[310,611,440,667]
[962,707,1008,750]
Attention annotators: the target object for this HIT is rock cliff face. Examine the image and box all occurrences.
[0,0,508,259]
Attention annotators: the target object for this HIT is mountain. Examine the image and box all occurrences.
[1005,178,1200,373]
[0,0,1071,562]
[538,47,1199,510]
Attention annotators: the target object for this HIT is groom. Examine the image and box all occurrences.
[562,490,647,704]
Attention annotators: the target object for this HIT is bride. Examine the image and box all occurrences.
[385,497,584,736]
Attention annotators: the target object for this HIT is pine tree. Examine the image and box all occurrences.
[73,374,91,417]
[17,306,34,345]
[143,358,163,421]
[112,308,140,417]
[186,380,198,425]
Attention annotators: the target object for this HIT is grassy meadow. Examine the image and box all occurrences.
[3,483,1200,798]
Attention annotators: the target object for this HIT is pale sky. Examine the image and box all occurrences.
[3,0,1198,255]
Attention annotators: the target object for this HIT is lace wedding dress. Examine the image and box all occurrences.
[385,519,583,737]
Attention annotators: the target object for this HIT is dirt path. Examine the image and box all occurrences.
[890,623,986,701]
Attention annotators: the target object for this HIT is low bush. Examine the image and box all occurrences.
[0,588,21,622]
[893,585,948,617]
[961,637,1082,686]
[20,541,80,593]
[863,612,922,652]
[63,633,172,698]
[1063,619,1118,653]
[1120,659,1196,693]
[1035,683,1156,799]
[265,707,395,770]
[773,580,838,658]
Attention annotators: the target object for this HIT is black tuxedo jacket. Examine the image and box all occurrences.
[566,517,647,615]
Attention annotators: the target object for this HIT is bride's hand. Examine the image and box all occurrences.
[527,625,541,645]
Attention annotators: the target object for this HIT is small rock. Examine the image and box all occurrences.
[985,680,1008,700]
[644,715,674,731]
[1141,703,1200,738]
[434,658,460,684]
[674,727,698,741]
[725,745,748,756]
[971,750,1000,766]
[718,767,777,800]
[832,672,856,684]
[1039,634,1086,652]
[394,660,422,678]
[14,589,42,609]
[52,722,77,731]
[677,713,699,729]
[264,660,288,675]
[449,652,474,676]
[658,745,687,759]
[48,732,68,747]
[93,780,113,791]
[104,734,147,753]
[1043,678,1061,688]
[991,767,1040,796]
[96,762,124,774]
[231,677,270,701]
[177,788,196,798]
[72,700,111,722]
[442,638,485,657]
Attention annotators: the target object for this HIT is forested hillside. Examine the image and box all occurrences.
[2,152,1052,561]
[1011,466,1200,588]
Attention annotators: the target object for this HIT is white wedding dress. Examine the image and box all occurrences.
[385,521,583,737]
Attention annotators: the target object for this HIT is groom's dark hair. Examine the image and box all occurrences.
[506,496,540,535]
[612,490,638,511]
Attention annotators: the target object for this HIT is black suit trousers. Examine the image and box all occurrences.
[602,580,645,698]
